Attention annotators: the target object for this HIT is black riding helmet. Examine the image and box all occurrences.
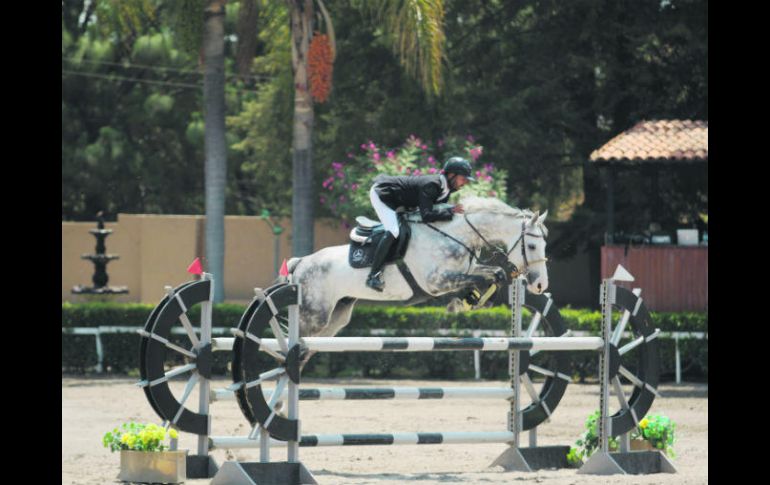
[442,157,476,181]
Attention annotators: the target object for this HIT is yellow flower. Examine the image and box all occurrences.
[169,429,178,439]
[120,434,130,444]
[639,418,649,429]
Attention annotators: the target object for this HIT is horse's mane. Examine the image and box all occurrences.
[457,196,548,235]
[458,196,531,217]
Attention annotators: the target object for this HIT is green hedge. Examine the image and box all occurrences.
[62,302,707,381]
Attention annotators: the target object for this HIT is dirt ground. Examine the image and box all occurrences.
[62,377,707,485]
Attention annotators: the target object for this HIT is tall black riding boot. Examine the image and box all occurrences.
[366,232,396,292]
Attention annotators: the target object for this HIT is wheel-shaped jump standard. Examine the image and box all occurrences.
[517,291,572,430]
[139,278,213,435]
[232,283,302,442]
[603,286,660,437]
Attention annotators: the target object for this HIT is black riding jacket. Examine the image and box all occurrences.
[373,174,455,222]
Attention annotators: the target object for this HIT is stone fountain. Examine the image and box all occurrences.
[71,211,129,295]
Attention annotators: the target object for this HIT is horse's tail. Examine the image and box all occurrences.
[286,257,303,274]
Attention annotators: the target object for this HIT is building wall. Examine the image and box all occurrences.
[63,214,351,304]
[601,245,708,312]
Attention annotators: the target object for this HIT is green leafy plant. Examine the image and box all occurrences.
[567,411,677,465]
[632,414,676,457]
[567,410,618,466]
[103,422,179,453]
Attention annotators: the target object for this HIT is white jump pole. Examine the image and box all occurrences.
[286,284,301,464]
[197,273,213,459]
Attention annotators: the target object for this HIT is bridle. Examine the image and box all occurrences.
[465,216,548,281]
[422,214,548,283]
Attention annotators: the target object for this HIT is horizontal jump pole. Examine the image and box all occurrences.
[214,336,604,353]
[210,431,516,449]
[211,386,515,402]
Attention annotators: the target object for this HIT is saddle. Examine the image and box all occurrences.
[347,215,411,269]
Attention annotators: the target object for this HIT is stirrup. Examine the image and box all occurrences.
[366,271,385,291]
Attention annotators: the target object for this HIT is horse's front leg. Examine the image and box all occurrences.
[431,268,500,294]
[435,266,506,312]
[467,263,509,285]
[441,264,508,291]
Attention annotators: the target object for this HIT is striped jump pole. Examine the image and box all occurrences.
[211,386,516,402]
[210,431,518,449]
[221,334,605,353]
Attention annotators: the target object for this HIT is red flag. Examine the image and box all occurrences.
[279,259,289,277]
[187,257,203,275]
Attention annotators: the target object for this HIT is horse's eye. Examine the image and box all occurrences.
[527,244,536,251]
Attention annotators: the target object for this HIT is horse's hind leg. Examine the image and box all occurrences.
[323,297,358,337]
[298,297,357,371]
[299,350,317,372]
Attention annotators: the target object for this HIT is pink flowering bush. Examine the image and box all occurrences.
[320,135,508,226]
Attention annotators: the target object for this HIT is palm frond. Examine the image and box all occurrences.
[373,0,446,96]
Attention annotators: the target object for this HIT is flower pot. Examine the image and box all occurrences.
[630,439,656,452]
[118,449,187,484]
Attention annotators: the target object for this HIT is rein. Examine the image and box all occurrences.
[421,213,547,280]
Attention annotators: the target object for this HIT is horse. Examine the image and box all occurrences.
[285,196,549,342]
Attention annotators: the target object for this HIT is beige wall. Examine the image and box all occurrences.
[62,214,350,304]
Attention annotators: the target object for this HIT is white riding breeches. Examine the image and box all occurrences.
[369,186,400,238]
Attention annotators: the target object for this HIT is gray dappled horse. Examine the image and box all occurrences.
[286,197,549,345]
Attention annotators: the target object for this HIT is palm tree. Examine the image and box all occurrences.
[287,0,315,257]
[287,0,447,256]
[203,0,228,302]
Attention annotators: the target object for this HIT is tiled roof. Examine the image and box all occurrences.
[590,120,708,163]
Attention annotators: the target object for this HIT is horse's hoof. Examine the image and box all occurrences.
[445,298,465,313]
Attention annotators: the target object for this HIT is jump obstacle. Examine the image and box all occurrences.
[137,266,676,483]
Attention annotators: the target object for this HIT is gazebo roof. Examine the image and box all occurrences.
[590,120,708,164]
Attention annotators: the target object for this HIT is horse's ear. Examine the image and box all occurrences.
[529,210,539,226]
[537,210,548,225]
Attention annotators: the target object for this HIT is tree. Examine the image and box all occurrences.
[62,0,206,220]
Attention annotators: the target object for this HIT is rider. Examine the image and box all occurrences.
[366,157,475,291]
